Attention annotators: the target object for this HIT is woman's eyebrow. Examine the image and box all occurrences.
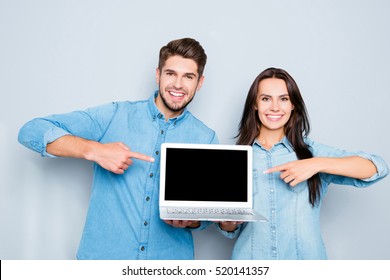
[259,93,289,97]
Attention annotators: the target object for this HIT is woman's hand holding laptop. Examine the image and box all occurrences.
[219,221,244,232]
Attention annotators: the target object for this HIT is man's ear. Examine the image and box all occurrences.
[155,68,160,84]
[196,75,205,91]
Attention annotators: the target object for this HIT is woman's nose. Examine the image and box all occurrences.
[270,101,280,111]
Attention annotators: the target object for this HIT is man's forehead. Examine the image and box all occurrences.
[162,56,199,75]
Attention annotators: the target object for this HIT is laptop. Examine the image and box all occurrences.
[159,143,267,222]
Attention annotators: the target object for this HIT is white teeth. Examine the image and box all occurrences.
[268,115,282,119]
[170,91,183,97]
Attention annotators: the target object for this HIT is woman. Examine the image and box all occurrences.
[219,67,388,259]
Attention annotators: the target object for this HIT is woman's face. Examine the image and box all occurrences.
[255,77,294,133]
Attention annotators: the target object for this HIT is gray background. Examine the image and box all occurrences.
[1,0,389,260]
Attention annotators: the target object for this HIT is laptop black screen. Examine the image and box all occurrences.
[164,147,248,202]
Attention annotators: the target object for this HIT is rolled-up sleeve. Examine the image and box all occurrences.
[356,151,389,182]
[307,139,389,187]
[18,102,118,157]
[215,222,243,239]
[42,127,71,157]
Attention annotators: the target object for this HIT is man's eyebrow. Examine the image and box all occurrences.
[185,73,197,77]
[164,69,197,77]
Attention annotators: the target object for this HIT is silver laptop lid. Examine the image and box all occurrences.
[159,143,253,208]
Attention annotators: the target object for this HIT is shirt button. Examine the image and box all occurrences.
[160,130,164,134]
[144,221,148,226]
[146,196,150,201]
[155,150,159,155]
[140,246,145,251]
[149,173,154,178]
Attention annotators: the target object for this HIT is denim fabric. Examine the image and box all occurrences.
[230,137,388,260]
[18,91,218,259]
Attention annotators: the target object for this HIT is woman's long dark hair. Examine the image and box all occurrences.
[236,67,321,207]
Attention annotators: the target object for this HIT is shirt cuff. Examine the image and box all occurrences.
[42,127,71,157]
[215,222,242,239]
[356,152,389,182]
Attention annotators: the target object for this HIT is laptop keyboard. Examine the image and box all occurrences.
[167,207,253,215]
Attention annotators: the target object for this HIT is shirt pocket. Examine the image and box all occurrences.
[286,181,307,193]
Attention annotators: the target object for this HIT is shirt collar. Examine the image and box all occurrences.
[280,136,294,152]
[253,136,294,152]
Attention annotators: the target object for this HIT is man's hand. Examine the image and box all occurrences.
[163,220,200,228]
[90,142,154,174]
[46,135,154,174]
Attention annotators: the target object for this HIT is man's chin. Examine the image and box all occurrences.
[164,99,187,112]
[167,104,185,112]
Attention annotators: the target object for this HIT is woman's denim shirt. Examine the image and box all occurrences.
[226,137,388,260]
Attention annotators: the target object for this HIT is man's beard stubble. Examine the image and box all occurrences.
[159,89,196,113]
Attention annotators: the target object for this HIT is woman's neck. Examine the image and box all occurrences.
[257,128,284,150]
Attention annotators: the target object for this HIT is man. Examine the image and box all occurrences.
[18,38,218,259]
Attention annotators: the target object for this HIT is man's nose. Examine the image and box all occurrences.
[172,77,183,88]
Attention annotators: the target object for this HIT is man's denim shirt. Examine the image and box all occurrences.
[18,91,218,260]
[221,137,388,260]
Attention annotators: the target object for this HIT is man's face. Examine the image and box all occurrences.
[155,55,204,119]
